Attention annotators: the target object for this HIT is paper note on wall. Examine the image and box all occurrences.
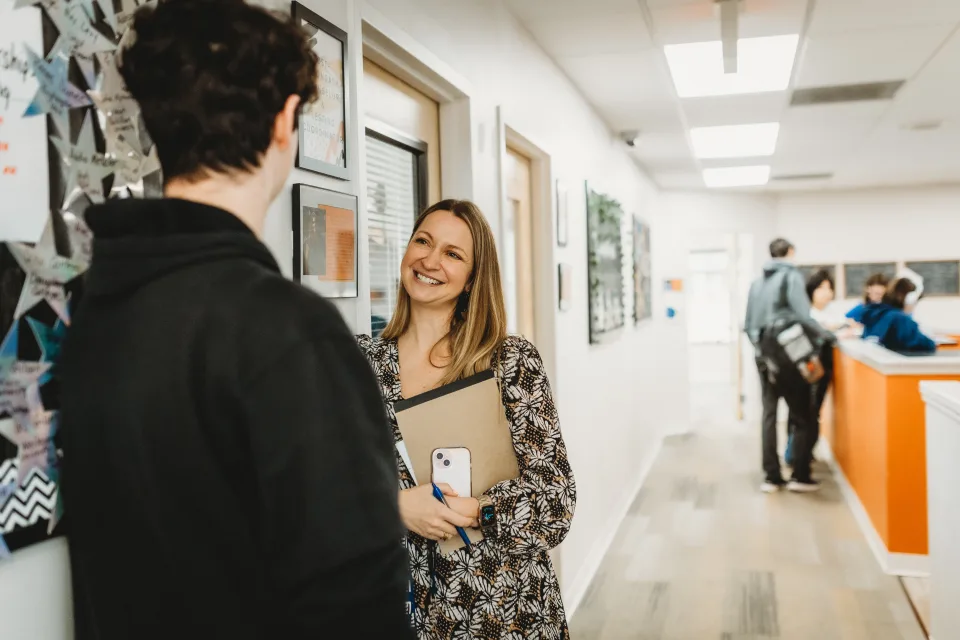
[0,3,50,242]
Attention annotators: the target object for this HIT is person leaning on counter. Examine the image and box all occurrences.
[845,272,890,325]
[859,274,936,353]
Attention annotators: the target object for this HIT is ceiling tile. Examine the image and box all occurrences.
[681,92,789,127]
[883,30,960,128]
[650,0,807,45]
[795,25,955,88]
[808,0,960,35]
[525,12,654,56]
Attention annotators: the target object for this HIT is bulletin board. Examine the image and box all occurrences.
[797,264,836,284]
[905,260,960,297]
[843,262,897,299]
[0,0,162,557]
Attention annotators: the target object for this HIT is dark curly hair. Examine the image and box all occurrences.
[120,0,319,183]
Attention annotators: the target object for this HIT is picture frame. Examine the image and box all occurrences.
[292,183,359,298]
[585,184,625,344]
[556,180,569,247]
[558,263,572,311]
[292,2,349,180]
[633,215,652,323]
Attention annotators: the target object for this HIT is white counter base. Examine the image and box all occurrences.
[920,381,960,640]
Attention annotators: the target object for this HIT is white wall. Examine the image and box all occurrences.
[777,186,960,332]
[359,0,689,609]
[0,0,691,635]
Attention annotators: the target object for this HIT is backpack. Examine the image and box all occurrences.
[758,270,825,385]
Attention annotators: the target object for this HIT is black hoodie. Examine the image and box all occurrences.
[59,198,414,640]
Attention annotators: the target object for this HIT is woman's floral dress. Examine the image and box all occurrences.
[356,335,576,639]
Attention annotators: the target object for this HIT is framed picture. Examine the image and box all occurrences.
[633,216,651,323]
[292,184,358,298]
[556,181,569,247]
[292,2,349,180]
[558,263,572,311]
[586,185,625,344]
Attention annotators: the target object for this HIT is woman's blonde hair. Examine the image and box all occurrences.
[382,199,508,385]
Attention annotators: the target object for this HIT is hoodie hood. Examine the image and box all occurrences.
[84,198,279,297]
[762,259,794,278]
[860,303,898,344]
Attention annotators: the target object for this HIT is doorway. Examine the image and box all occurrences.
[502,147,536,342]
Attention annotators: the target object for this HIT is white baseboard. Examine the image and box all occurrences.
[820,441,930,578]
[563,436,663,621]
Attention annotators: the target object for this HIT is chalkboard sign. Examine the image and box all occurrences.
[906,261,960,297]
[798,264,836,284]
[843,262,897,299]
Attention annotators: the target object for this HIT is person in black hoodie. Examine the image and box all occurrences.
[57,2,415,639]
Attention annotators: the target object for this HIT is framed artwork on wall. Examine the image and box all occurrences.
[558,263,572,311]
[556,181,569,247]
[586,185,625,344]
[292,184,358,298]
[633,216,651,323]
[292,1,349,180]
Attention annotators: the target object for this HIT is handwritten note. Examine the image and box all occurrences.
[0,5,48,242]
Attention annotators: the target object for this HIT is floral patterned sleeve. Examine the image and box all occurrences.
[485,337,576,556]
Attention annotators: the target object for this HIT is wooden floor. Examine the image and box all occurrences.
[570,421,926,639]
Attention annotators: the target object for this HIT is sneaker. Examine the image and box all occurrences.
[761,480,785,493]
[787,479,820,493]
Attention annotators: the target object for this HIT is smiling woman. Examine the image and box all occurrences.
[357,198,576,639]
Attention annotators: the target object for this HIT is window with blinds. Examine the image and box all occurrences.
[365,132,424,337]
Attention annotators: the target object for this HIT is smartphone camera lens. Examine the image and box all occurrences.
[436,452,444,460]
[443,459,451,467]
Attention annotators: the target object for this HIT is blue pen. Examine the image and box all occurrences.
[431,483,472,548]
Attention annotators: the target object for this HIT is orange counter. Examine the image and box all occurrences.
[825,340,960,575]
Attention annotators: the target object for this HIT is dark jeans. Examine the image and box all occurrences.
[757,358,815,483]
[786,344,834,462]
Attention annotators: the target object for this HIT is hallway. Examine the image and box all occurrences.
[569,419,925,639]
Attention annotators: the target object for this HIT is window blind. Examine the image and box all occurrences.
[365,134,419,337]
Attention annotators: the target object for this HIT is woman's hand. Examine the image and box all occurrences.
[445,496,480,528]
[399,484,476,541]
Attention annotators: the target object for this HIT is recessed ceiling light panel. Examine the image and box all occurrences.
[664,35,800,98]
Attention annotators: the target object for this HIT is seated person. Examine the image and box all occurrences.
[846,272,889,324]
[860,275,936,353]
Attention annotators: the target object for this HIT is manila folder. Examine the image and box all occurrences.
[394,369,520,553]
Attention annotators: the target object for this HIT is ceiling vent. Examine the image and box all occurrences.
[790,81,905,106]
[771,172,834,181]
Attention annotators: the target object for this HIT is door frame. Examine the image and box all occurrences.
[495,109,557,385]
[356,4,475,334]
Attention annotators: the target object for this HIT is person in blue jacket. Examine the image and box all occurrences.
[846,272,889,324]
[860,277,936,353]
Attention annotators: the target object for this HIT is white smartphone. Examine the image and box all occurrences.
[431,447,472,498]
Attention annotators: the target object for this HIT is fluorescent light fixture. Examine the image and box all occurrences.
[690,122,780,159]
[703,165,771,188]
[664,34,800,98]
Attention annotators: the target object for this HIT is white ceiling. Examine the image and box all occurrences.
[502,0,960,191]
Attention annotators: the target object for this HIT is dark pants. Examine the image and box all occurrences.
[757,359,815,483]
[786,344,833,462]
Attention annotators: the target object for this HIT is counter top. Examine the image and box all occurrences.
[920,381,960,422]
[837,339,960,376]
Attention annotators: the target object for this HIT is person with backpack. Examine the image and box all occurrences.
[744,239,834,494]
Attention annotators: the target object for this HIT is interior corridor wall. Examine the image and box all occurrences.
[360,0,690,609]
[776,186,960,332]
